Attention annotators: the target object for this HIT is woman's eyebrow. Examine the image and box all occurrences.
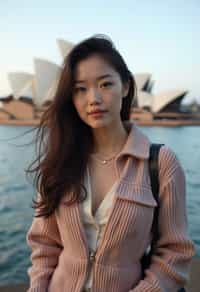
[96,74,113,81]
[75,74,113,84]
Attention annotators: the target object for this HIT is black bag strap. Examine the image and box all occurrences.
[148,144,186,292]
[148,143,164,253]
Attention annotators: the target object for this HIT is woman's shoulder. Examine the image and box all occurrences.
[159,145,179,166]
[158,145,185,183]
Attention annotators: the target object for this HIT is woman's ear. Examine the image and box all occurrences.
[122,82,130,98]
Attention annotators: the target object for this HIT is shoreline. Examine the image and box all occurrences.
[0,118,200,127]
[0,119,40,126]
[135,119,200,126]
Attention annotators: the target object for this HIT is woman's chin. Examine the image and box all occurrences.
[88,119,111,129]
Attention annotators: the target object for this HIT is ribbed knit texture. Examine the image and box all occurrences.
[81,165,118,290]
[26,122,196,292]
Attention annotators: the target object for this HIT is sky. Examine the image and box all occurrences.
[0,0,200,104]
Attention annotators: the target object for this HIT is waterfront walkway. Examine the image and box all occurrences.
[0,258,199,292]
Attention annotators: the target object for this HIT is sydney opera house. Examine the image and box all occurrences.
[0,39,199,126]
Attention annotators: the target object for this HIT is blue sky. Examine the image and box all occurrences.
[0,0,200,103]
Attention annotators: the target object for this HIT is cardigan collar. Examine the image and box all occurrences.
[117,121,151,160]
[60,121,150,205]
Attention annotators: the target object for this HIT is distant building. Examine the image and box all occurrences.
[0,99,13,119]
[151,90,187,113]
[4,37,191,123]
[34,58,61,105]
[8,72,35,100]
[0,96,34,120]
[57,39,74,58]
[134,73,152,92]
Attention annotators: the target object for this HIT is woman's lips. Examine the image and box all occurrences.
[88,110,107,117]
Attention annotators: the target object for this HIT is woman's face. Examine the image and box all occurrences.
[72,54,129,129]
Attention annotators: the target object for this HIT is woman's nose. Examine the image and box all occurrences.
[87,88,102,104]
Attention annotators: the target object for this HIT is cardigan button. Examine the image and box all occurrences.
[89,250,96,263]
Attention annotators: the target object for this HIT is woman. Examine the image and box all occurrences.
[26,35,195,292]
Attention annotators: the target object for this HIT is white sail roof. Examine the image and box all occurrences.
[57,39,74,59]
[137,91,152,108]
[152,89,187,113]
[34,58,61,105]
[15,78,36,100]
[134,73,151,91]
[43,78,59,103]
[8,72,34,99]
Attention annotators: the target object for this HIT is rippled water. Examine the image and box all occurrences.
[0,125,199,286]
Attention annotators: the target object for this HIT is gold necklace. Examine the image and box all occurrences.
[91,151,119,164]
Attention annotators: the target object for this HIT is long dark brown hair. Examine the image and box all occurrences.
[26,34,137,218]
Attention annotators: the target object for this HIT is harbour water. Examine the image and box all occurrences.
[0,125,199,286]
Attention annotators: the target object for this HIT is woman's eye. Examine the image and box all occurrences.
[74,87,86,93]
[101,82,113,88]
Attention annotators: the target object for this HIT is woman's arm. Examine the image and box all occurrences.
[131,146,196,292]
[26,205,63,292]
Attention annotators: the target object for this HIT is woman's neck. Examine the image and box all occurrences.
[91,122,128,157]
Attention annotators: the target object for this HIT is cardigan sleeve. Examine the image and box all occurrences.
[26,201,63,292]
[130,146,196,292]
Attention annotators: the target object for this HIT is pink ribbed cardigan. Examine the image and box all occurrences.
[26,122,196,292]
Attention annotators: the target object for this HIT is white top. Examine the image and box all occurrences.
[80,166,117,290]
